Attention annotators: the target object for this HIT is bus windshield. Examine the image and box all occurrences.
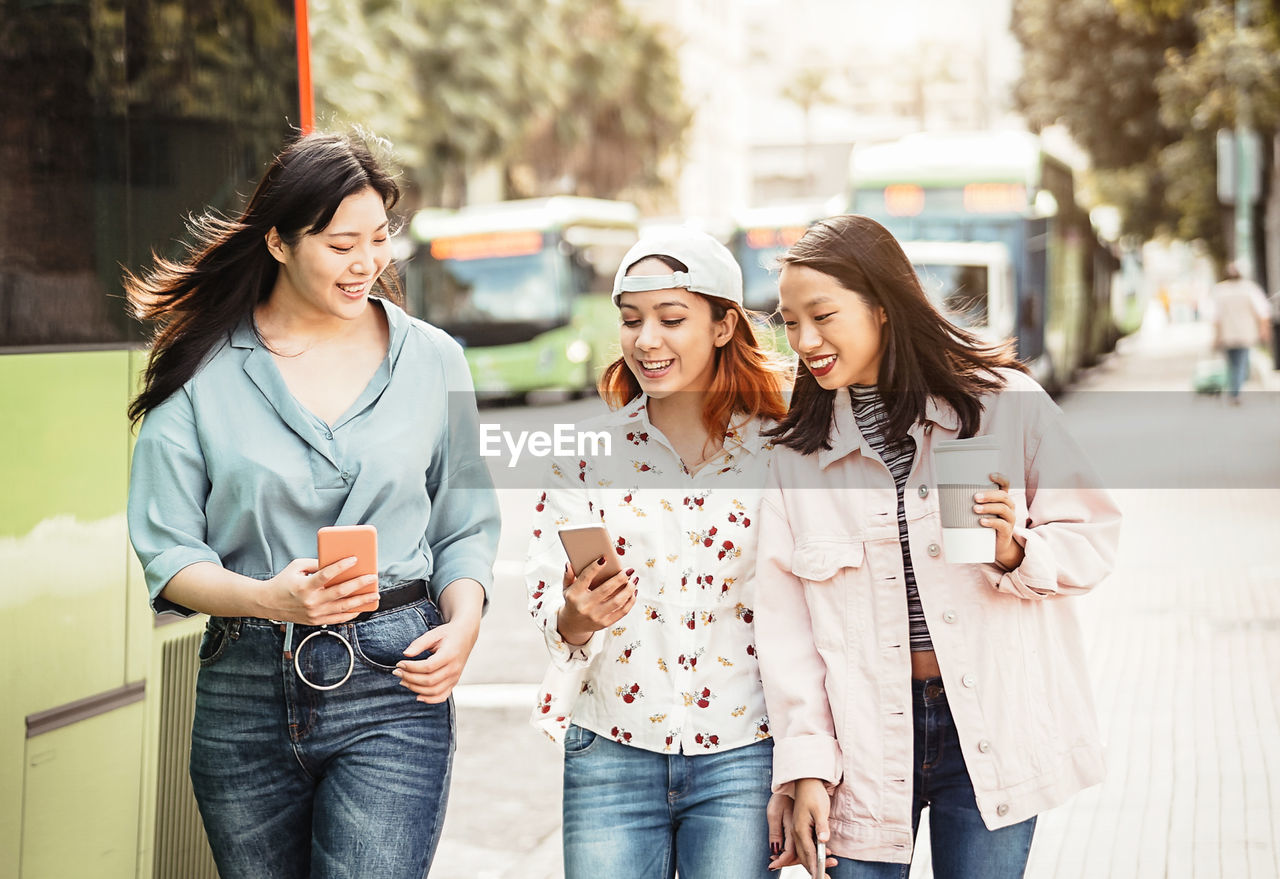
[914,262,989,328]
[740,245,786,312]
[733,226,808,312]
[419,247,565,329]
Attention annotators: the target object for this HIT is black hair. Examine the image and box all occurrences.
[127,131,402,423]
[767,215,1025,455]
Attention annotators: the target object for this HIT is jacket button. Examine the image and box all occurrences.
[917,484,929,498]
[978,739,991,753]
[927,543,941,557]
[996,803,1009,817]
[943,611,957,624]
[961,673,976,688]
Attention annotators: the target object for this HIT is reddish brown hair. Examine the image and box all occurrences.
[599,293,788,436]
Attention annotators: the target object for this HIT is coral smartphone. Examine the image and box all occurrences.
[558,524,624,589]
[317,525,380,600]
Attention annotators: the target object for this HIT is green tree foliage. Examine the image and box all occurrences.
[1012,0,1197,240]
[1155,4,1280,250]
[1014,0,1280,260]
[309,0,689,207]
[512,0,690,202]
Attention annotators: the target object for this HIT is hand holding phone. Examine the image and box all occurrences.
[558,525,624,589]
[556,525,636,645]
[317,525,380,606]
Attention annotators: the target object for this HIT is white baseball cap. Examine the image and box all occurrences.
[611,230,743,307]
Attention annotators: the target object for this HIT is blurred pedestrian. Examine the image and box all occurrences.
[126,131,499,878]
[1210,263,1271,404]
[1269,285,1280,371]
[754,215,1121,879]
[525,231,799,877]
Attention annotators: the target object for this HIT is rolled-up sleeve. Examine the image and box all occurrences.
[128,389,219,616]
[978,388,1121,599]
[754,472,844,795]
[423,341,501,607]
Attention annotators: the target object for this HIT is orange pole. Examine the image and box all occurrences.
[295,0,315,132]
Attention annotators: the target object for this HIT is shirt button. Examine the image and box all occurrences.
[978,739,991,753]
[917,484,929,498]
[996,803,1009,817]
[324,430,333,440]
[927,543,941,557]
[962,673,976,688]
[340,471,350,480]
[943,611,957,624]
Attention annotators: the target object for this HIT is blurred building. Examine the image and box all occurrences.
[741,0,1025,206]
[626,0,752,227]
[626,0,1026,222]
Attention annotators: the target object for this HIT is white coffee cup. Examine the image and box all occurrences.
[932,436,1001,563]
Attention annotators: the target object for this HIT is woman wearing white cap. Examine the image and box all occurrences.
[525,231,798,876]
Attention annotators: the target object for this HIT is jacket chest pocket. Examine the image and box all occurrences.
[791,538,865,649]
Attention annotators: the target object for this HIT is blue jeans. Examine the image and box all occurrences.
[828,679,1036,879]
[562,726,774,879]
[1225,346,1250,398]
[189,598,453,879]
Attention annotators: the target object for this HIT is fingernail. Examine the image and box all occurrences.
[975,493,985,501]
[596,557,606,566]
[625,568,635,576]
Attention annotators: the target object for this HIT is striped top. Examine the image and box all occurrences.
[849,386,934,652]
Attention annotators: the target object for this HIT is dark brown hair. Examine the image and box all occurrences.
[126,131,402,423]
[599,256,788,435]
[768,214,1025,455]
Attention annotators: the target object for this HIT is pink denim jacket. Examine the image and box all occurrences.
[755,370,1120,863]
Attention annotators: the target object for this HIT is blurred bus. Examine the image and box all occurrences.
[727,203,839,357]
[402,197,640,400]
[1,4,306,877]
[849,131,1119,390]
[904,240,1017,347]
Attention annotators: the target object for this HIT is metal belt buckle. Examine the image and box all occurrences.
[293,626,355,691]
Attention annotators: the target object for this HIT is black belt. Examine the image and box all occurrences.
[352,579,429,622]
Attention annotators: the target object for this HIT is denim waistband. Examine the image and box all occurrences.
[220,579,431,630]
[912,676,948,706]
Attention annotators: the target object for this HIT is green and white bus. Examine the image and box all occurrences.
[726,203,840,357]
[401,197,640,399]
[1,3,308,876]
[849,131,1120,391]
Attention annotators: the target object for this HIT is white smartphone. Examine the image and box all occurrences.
[813,840,826,878]
[558,524,624,589]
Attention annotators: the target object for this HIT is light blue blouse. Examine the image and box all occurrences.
[128,298,500,616]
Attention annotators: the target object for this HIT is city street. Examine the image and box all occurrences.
[431,312,1280,879]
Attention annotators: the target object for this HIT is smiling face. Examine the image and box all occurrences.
[778,263,886,389]
[617,258,737,399]
[265,186,390,321]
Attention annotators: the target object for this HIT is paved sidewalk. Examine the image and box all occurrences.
[431,315,1280,879]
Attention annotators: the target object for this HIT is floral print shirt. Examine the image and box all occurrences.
[525,395,775,754]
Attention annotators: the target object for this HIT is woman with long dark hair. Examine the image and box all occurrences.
[754,215,1121,878]
[127,131,499,878]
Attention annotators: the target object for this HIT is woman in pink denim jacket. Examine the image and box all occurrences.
[754,215,1121,879]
